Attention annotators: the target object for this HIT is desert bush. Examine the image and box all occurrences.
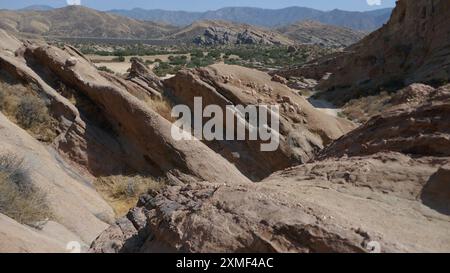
[97,66,114,74]
[0,80,57,142]
[0,153,53,225]
[15,95,50,129]
[112,55,126,62]
[95,175,168,217]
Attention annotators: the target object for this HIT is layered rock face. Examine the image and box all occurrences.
[169,20,295,46]
[165,64,354,180]
[2,0,450,253]
[321,84,450,158]
[276,20,366,48]
[91,88,450,253]
[0,30,249,252]
[316,0,450,102]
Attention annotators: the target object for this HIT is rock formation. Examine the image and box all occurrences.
[164,64,354,180]
[1,0,449,253]
[278,0,450,106]
[169,20,295,46]
[277,20,366,47]
[91,88,450,253]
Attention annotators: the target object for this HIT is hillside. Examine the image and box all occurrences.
[110,6,393,31]
[277,20,366,47]
[169,20,295,46]
[314,0,450,104]
[0,6,175,39]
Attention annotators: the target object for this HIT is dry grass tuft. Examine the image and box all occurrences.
[341,91,392,123]
[144,96,174,122]
[0,80,57,142]
[0,153,53,225]
[94,175,168,217]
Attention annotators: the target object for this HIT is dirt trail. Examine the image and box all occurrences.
[307,94,341,117]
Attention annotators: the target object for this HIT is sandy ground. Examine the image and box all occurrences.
[307,97,341,117]
[305,90,341,117]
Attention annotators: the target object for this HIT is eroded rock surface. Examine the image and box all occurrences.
[91,79,450,253]
[165,64,354,180]
[91,152,450,253]
[321,85,450,158]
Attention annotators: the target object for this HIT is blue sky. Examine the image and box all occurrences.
[0,0,397,12]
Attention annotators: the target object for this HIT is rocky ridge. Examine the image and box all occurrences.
[169,20,295,46]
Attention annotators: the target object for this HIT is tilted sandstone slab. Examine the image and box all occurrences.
[90,152,450,253]
[165,64,354,180]
[0,213,75,253]
[0,113,114,246]
[23,44,250,185]
[321,85,450,158]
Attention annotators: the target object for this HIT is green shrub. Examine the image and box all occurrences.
[0,153,53,225]
[112,55,126,62]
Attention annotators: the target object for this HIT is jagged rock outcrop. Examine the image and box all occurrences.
[0,30,251,252]
[165,64,355,180]
[276,0,450,106]
[126,57,164,98]
[90,151,450,253]
[320,84,450,158]
[23,44,250,185]
[315,0,450,104]
[169,20,295,46]
[91,85,450,252]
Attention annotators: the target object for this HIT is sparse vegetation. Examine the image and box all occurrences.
[0,153,53,225]
[77,43,337,77]
[112,55,126,62]
[15,96,50,130]
[94,175,168,217]
[341,91,393,123]
[144,96,174,122]
[0,80,57,142]
[96,66,115,74]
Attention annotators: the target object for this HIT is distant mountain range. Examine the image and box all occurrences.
[0,6,367,47]
[15,5,393,31]
[109,6,393,31]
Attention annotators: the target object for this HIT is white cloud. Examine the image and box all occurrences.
[367,0,382,6]
[66,0,81,5]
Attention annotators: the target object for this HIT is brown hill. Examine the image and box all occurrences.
[0,6,175,39]
[291,0,450,105]
[277,20,366,47]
